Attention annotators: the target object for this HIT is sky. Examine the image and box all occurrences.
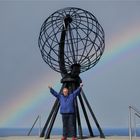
[0,0,140,130]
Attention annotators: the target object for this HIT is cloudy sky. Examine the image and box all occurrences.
[0,0,140,130]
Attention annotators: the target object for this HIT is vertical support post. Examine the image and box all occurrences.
[78,93,94,137]
[75,99,83,138]
[39,115,41,137]
[134,113,137,137]
[72,82,83,139]
[81,90,105,138]
[129,106,132,140]
[40,99,59,137]
[45,103,60,139]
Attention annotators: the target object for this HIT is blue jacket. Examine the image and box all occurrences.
[50,87,81,114]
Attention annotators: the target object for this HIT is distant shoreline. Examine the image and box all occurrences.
[1,128,139,137]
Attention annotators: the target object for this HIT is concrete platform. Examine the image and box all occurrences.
[0,136,140,140]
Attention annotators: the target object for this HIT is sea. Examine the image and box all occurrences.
[0,128,140,137]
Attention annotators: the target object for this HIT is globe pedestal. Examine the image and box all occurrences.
[40,64,105,139]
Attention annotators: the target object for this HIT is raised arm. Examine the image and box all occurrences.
[73,83,83,98]
[48,86,59,98]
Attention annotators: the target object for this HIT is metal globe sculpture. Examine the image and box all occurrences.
[38,7,105,139]
[38,7,105,74]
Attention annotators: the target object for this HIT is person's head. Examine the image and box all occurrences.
[63,88,69,96]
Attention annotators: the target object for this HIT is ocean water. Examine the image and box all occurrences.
[0,128,140,137]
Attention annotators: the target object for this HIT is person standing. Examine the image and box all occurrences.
[48,83,83,140]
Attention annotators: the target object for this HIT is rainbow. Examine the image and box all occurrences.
[106,23,140,62]
[0,22,140,128]
[93,22,140,75]
[0,73,61,128]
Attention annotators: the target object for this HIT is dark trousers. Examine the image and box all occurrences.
[62,113,76,137]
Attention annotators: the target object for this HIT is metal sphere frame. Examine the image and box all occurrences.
[38,7,105,139]
[38,7,105,74]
